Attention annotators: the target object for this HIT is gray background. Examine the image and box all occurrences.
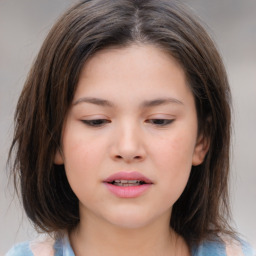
[0,0,255,254]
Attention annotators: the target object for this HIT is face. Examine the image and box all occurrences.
[55,44,208,229]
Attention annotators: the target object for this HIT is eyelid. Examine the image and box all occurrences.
[145,118,174,126]
[146,113,175,119]
[80,114,109,119]
[80,115,111,127]
[145,114,175,126]
[81,119,111,127]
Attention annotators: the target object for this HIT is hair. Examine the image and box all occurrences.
[9,0,234,247]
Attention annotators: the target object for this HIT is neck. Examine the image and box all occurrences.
[69,211,190,256]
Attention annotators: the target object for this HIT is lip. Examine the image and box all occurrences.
[104,171,153,184]
[103,171,153,198]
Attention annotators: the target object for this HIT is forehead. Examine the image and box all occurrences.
[80,44,185,80]
[73,44,194,108]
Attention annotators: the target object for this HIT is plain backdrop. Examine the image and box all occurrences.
[0,0,255,254]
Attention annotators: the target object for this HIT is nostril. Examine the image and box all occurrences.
[114,155,142,161]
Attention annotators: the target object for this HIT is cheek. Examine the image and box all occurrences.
[62,124,105,169]
[153,132,196,173]
[150,132,196,201]
[62,137,108,209]
[61,126,107,195]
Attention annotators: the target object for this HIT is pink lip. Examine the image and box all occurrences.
[103,171,153,198]
[104,171,153,184]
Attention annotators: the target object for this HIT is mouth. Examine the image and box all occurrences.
[108,180,148,187]
[103,171,153,198]
[103,171,153,186]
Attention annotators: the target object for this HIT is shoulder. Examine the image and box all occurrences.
[5,236,55,256]
[5,234,75,256]
[5,242,33,256]
[192,238,255,256]
[192,239,226,256]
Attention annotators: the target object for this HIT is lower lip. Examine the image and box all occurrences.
[104,183,152,198]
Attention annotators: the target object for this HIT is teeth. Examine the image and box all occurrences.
[112,180,143,186]
[117,180,140,183]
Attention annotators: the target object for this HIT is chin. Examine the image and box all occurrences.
[104,208,159,230]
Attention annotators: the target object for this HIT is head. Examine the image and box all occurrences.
[10,0,232,246]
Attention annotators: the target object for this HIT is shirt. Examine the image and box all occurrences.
[5,234,254,256]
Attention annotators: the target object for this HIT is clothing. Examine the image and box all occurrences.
[6,234,254,256]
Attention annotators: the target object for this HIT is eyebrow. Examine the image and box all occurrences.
[73,97,114,107]
[141,98,184,108]
[72,97,184,108]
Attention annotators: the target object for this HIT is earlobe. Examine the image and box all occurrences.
[54,149,64,165]
[192,134,210,166]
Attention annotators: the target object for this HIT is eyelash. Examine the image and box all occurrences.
[81,119,111,127]
[81,119,174,127]
[145,119,174,126]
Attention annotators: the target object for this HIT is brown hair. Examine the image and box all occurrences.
[9,0,234,247]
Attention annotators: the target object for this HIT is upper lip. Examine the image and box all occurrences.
[103,171,153,184]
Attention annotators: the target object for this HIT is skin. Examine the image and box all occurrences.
[55,44,209,256]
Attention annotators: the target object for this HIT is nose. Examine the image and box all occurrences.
[110,123,146,163]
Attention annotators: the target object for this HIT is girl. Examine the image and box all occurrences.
[6,0,254,255]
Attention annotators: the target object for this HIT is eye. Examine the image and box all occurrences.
[146,119,174,126]
[81,119,111,127]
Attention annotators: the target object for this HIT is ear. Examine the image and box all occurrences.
[54,148,64,165]
[192,133,210,166]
